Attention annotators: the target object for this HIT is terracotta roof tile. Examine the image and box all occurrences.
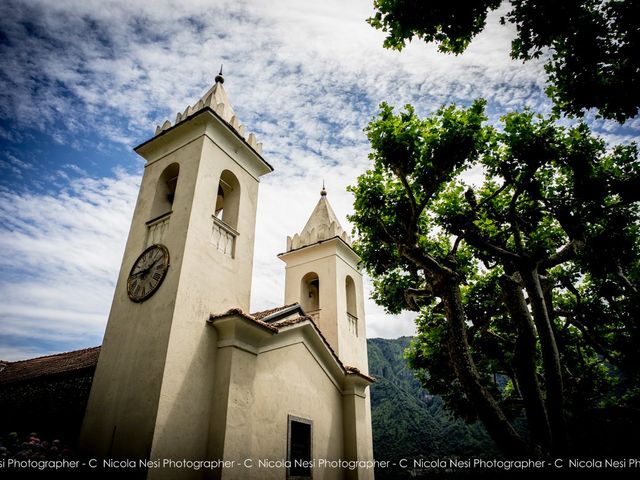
[271,315,312,327]
[209,307,246,320]
[218,311,350,378]
[251,304,297,321]
[0,347,100,386]
[208,308,278,332]
[1,309,374,387]
[345,365,376,383]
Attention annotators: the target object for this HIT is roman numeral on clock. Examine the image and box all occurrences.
[128,244,169,302]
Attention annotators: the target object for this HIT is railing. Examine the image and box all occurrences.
[211,215,238,258]
[306,309,321,323]
[347,312,358,336]
[146,212,171,246]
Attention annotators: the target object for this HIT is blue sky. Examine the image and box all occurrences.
[1,0,638,360]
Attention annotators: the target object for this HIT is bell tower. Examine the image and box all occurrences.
[80,72,272,464]
[278,187,369,373]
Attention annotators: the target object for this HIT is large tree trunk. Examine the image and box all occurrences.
[521,267,568,454]
[438,277,530,456]
[500,274,551,454]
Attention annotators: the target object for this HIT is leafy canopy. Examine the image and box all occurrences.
[368,0,640,121]
[349,99,640,454]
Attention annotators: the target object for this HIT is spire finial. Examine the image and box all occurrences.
[320,180,327,196]
[215,64,224,84]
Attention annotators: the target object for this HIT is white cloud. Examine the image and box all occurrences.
[0,0,556,147]
[0,0,638,360]
[0,170,139,360]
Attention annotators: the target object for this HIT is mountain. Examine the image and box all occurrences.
[367,337,497,478]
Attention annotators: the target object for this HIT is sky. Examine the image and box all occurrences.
[0,0,638,361]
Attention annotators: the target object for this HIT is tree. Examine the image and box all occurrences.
[368,0,640,122]
[349,100,640,456]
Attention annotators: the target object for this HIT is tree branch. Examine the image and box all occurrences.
[396,170,418,220]
[449,236,462,257]
[476,181,510,210]
[541,240,580,269]
[463,229,521,262]
[404,287,434,311]
[568,317,619,366]
[560,277,619,366]
[615,263,638,295]
[400,244,453,277]
[508,174,532,255]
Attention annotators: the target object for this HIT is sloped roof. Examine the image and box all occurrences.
[345,365,375,383]
[0,347,100,386]
[211,303,305,325]
[0,307,375,387]
[251,303,301,321]
[271,315,311,328]
[208,306,374,383]
[272,314,375,383]
[209,307,279,332]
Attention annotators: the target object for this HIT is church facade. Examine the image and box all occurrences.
[78,73,375,479]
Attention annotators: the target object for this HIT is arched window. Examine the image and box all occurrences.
[150,163,179,219]
[301,272,320,319]
[214,170,240,229]
[346,275,358,335]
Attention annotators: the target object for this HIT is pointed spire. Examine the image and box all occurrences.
[198,71,236,123]
[152,65,263,157]
[287,187,352,251]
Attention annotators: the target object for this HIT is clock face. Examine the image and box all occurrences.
[127,244,170,302]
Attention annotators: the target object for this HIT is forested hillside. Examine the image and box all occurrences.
[367,337,497,478]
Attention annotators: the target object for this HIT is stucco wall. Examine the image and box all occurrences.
[81,109,270,465]
[251,340,345,480]
[280,240,370,374]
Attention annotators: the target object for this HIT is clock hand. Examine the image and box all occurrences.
[132,263,155,277]
[135,258,163,278]
[147,257,164,271]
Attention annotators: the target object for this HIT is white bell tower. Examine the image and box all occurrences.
[80,72,272,464]
[278,186,369,373]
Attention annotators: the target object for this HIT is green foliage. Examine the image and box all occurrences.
[349,100,489,289]
[370,268,423,314]
[368,0,501,53]
[351,98,640,455]
[406,270,525,423]
[368,0,640,121]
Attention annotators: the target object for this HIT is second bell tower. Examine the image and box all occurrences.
[80,73,272,464]
[278,187,369,373]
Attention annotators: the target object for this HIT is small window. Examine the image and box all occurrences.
[346,275,358,335]
[300,272,320,318]
[150,163,179,219]
[288,416,312,479]
[215,170,240,229]
[215,185,225,218]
